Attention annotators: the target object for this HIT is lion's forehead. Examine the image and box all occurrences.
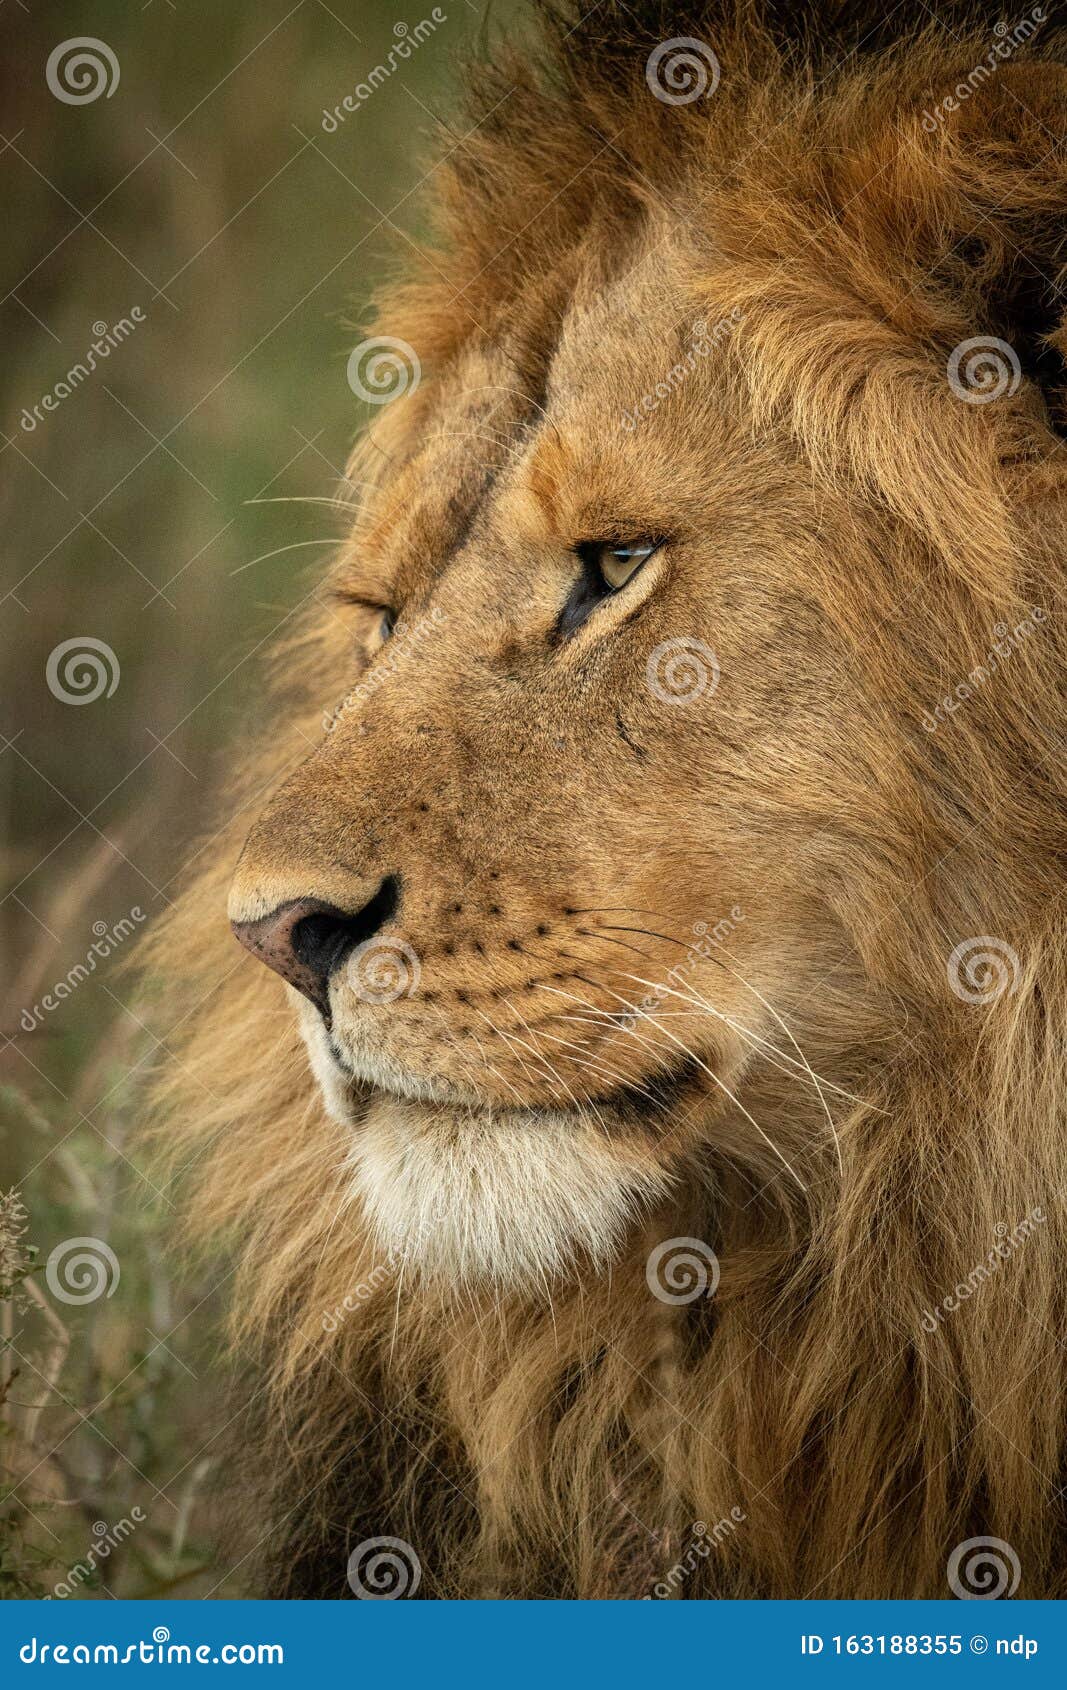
[343,264,750,615]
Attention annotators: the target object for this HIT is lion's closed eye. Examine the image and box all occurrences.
[331,582,399,646]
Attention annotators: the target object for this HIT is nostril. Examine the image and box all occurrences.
[290,911,355,982]
[231,873,402,1017]
[291,875,400,981]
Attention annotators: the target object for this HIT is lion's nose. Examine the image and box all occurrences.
[231,875,401,1017]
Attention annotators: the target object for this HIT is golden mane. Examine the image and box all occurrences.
[143,1,1067,1597]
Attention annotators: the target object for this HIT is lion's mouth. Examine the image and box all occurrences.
[317,1012,708,1133]
[294,997,706,1290]
[324,1029,473,1110]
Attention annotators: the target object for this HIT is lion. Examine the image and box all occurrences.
[145,1,1067,1599]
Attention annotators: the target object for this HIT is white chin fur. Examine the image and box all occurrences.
[347,1094,675,1294]
[294,996,675,1292]
[293,994,353,1126]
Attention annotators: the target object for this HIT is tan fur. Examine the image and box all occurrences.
[144,3,1067,1597]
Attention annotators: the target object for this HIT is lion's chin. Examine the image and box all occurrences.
[295,994,676,1291]
[346,1092,677,1294]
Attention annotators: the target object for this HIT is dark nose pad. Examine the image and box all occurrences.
[231,874,400,1020]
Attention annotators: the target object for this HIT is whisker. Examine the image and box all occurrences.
[424,1001,496,1101]
[577,911,866,1122]
[601,965,826,1187]
[529,1023,665,1108]
[472,1005,565,1104]
[602,952,845,1174]
[459,383,553,422]
[229,537,340,576]
[710,946,845,1172]
[540,977,808,1194]
[243,494,368,509]
[481,1002,593,1120]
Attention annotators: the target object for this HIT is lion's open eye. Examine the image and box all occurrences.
[379,609,396,642]
[583,541,659,592]
[559,539,663,637]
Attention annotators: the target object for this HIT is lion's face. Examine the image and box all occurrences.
[228,252,912,1286]
[155,4,1067,1597]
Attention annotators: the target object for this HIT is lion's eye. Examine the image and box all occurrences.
[379,609,396,642]
[559,539,662,637]
[587,541,659,592]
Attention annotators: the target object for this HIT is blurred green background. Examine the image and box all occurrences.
[0,0,506,1597]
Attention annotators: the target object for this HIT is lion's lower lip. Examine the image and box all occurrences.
[323,1029,706,1124]
[324,1037,463,1109]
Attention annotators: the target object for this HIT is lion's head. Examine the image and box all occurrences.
[151,1,1067,1598]
[227,250,848,1289]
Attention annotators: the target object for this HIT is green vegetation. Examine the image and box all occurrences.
[1,0,504,1597]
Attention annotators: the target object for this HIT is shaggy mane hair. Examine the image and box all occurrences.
[145,1,1067,1597]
